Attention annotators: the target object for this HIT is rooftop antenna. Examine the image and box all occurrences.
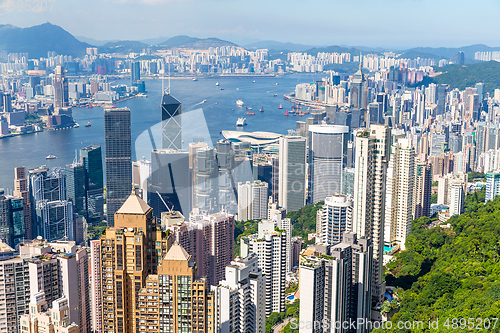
[156,191,173,214]
[168,62,171,94]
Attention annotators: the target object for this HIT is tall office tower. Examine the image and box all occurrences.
[99,191,171,333]
[317,194,353,246]
[309,125,349,203]
[237,180,268,221]
[104,107,132,226]
[436,84,448,115]
[349,62,367,110]
[28,166,66,203]
[342,167,355,197]
[35,200,74,241]
[384,139,415,250]
[414,162,433,219]
[253,153,276,199]
[2,92,12,113]
[415,90,426,125]
[367,102,384,126]
[448,133,463,154]
[0,256,30,333]
[299,234,373,333]
[353,124,391,302]
[278,134,307,212]
[164,210,234,286]
[189,141,209,206]
[430,132,446,156]
[148,149,191,217]
[14,167,33,240]
[19,293,79,333]
[54,65,69,110]
[66,161,86,216]
[376,93,388,115]
[194,146,219,212]
[135,243,215,333]
[131,61,140,84]
[240,220,287,315]
[463,87,478,121]
[161,92,182,150]
[0,192,24,248]
[486,172,500,201]
[80,144,104,220]
[217,140,238,214]
[89,240,102,333]
[211,254,266,333]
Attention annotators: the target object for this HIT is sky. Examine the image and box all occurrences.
[1,0,500,49]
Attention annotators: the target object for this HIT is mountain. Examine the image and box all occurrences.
[98,41,149,54]
[158,35,237,49]
[245,40,314,52]
[139,37,169,45]
[378,190,500,332]
[0,23,90,58]
[75,36,118,47]
[305,45,364,56]
[404,44,500,60]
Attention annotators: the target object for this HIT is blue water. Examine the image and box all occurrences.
[0,74,325,190]
[286,295,295,300]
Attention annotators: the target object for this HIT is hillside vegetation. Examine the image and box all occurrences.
[378,190,500,332]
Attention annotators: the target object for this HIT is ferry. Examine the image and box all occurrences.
[220,88,224,90]
[278,103,283,109]
[260,106,264,112]
[245,112,255,115]
[46,155,57,160]
[192,78,198,81]
[274,94,278,97]
[246,107,252,111]
[236,118,247,126]
[236,100,244,107]
[137,93,147,98]
[85,120,92,127]
[216,82,220,86]
[252,80,256,83]
[201,100,207,104]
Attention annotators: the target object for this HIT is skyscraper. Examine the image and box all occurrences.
[278,134,307,212]
[194,146,219,212]
[80,144,104,221]
[161,93,182,150]
[0,192,24,248]
[66,161,86,216]
[211,254,266,333]
[414,162,432,219]
[131,61,140,84]
[308,124,349,203]
[104,107,132,226]
[54,65,69,110]
[317,194,353,246]
[384,139,415,250]
[349,62,367,110]
[35,200,73,241]
[148,149,191,217]
[237,180,268,221]
[353,124,391,302]
[14,167,32,240]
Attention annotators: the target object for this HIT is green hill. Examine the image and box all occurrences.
[98,40,148,54]
[422,61,500,94]
[378,190,500,332]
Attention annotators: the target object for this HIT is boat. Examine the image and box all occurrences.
[46,155,57,160]
[137,93,147,97]
[85,119,91,127]
[252,80,256,83]
[246,107,252,111]
[245,112,255,115]
[236,118,247,126]
[260,106,264,112]
[236,100,244,107]
[220,88,224,90]
[193,78,198,81]
[285,110,289,116]
[201,100,207,104]
[274,94,278,97]
[216,82,219,86]
[278,103,283,109]
[275,83,278,85]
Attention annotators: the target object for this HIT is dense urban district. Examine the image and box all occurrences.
[1,22,500,333]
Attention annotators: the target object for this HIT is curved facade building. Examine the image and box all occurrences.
[309,124,349,203]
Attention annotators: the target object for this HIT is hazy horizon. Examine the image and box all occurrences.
[1,0,500,49]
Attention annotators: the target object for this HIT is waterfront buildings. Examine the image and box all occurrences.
[104,107,132,226]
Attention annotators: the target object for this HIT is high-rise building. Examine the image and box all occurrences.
[89,240,103,333]
[14,167,33,240]
[317,194,353,246]
[28,166,66,203]
[135,243,216,333]
[384,139,415,250]
[164,210,234,286]
[486,172,500,202]
[349,62,367,110]
[278,134,307,212]
[299,234,373,333]
[237,180,268,221]
[353,124,391,302]
[414,162,432,219]
[267,198,292,272]
[240,220,287,315]
[342,167,355,197]
[130,61,140,84]
[211,254,266,333]
[99,191,171,333]
[54,65,69,110]
[161,93,182,150]
[148,149,191,217]
[194,146,219,212]
[437,173,468,207]
[104,107,132,226]
[308,125,349,203]
[35,200,74,242]
[0,191,24,248]
[80,144,104,221]
[19,293,79,333]
[66,161,86,216]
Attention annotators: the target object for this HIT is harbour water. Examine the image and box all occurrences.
[0,74,324,190]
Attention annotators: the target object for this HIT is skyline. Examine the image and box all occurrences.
[1,0,500,49]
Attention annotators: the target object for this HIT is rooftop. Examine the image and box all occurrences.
[164,242,190,261]
[116,190,151,215]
